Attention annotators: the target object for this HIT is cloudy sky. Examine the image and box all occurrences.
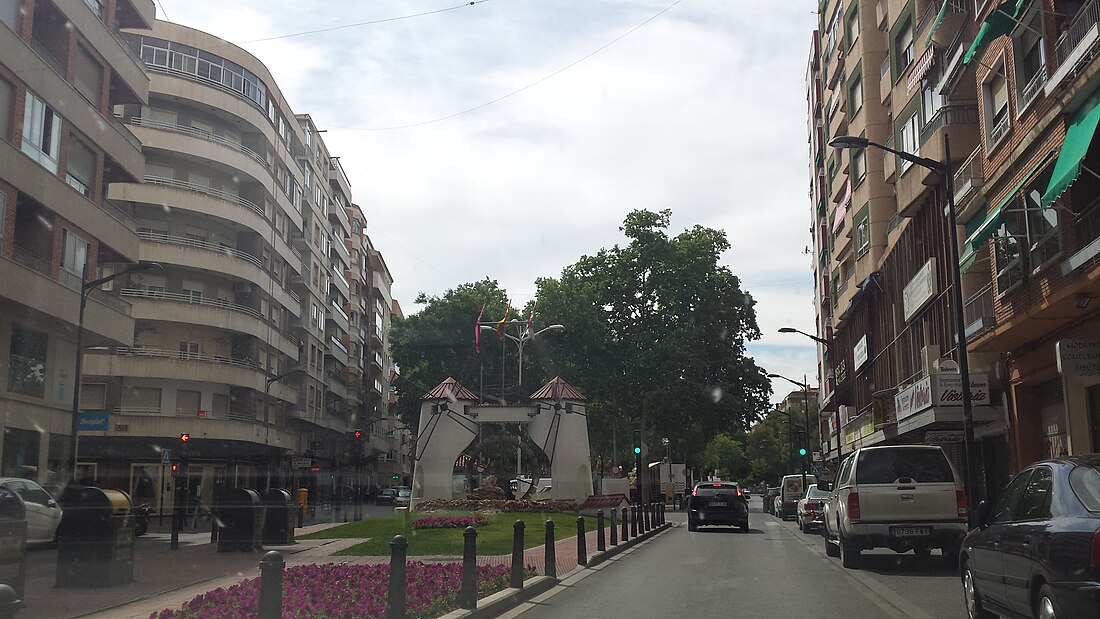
[157,0,821,403]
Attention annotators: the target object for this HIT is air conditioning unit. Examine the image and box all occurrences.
[233,282,253,294]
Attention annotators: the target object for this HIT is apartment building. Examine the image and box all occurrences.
[808,0,1014,499]
[0,0,154,491]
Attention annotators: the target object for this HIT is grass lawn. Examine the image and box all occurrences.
[299,511,595,556]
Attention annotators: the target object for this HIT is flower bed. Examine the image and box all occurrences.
[151,562,535,619]
[414,499,577,513]
[411,515,489,529]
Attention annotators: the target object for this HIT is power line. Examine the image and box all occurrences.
[332,0,689,131]
[240,1,490,44]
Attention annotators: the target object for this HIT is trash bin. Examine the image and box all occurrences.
[296,487,308,524]
[262,489,294,545]
[55,486,134,588]
[0,487,27,600]
[216,488,262,552]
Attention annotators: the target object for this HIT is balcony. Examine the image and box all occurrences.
[131,117,267,170]
[1018,69,1048,112]
[963,283,996,340]
[330,264,351,298]
[1048,0,1100,96]
[326,300,350,334]
[954,146,985,213]
[138,230,262,269]
[327,336,349,366]
[142,176,263,218]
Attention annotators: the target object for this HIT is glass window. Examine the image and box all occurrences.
[1016,466,1054,520]
[1069,464,1100,511]
[852,148,866,184]
[991,469,1033,523]
[0,78,12,142]
[899,113,920,172]
[855,209,870,255]
[176,389,201,414]
[73,45,103,107]
[8,324,48,397]
[985,71,1010,145]
[61,230,89,289]
[994,218,1025,293]
[21,91,62,173]
[0,0,18,30]
[66,139,96,198]
[849,75,863,116]
[845,6,859,50]
[855,448,954,484]
[895,18,914,73]
[121,386,161,410]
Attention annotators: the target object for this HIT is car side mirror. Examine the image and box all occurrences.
[972,500,991,528]
[47,499,58,508]
[816,481,832,492]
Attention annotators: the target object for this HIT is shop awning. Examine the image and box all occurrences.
[958,150,1057,268]
[925,0,951,47]
[1041,87,1100,206]
[963,0,1030,65]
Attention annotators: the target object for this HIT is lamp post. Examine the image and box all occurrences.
[69,262,162,485]
[829,132,977,516]
[778,327,841,465]
[264,367,307,490]
[479,322,565,387]
[768,373,812,493]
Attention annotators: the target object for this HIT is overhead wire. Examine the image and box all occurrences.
[238,0,491,44]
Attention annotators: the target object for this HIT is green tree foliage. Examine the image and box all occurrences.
[702,433,750,481]
[743,395,823,487]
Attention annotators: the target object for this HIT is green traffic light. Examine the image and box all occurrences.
[392,474,399,479]
[633,446,641,454]
[799,448,808,456]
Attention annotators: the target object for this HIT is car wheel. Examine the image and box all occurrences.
[740,521,749,533]
[839,532,861,569]
[942,540,961,569]
[825,535,840,557]
[1035,584,1059,619]
[962,561,995,619]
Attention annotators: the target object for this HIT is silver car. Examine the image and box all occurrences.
[0,478,63,544]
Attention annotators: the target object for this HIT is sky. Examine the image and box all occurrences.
[157,0,821,404]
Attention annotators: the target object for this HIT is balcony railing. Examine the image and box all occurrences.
[12,246,51,276]
[132,117,267,169]
[987,114,1011,149]
[137,230,263,270]
[953,145,984,200]
[1056,0,1100,65]
[30,38,64,75]
[963,282,995,335]
[329,301,350,324]
[919,102,978,146]
[102,346,262,372]
[329,336,348,355]
[1018,69,1048,110]
[120,287,263,319]
[143,176,264,218]
[101,198,137,230]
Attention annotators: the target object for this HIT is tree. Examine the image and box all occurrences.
[702,433,749,480]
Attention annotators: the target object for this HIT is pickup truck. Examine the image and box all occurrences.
[821,445,968,569]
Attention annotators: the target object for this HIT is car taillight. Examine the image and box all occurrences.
[847,492,860,520]
[807,502,820,511]
[1091,526,1100,569]
[737,487,743,497]
[956,490,968,519]
[692,487,698,497]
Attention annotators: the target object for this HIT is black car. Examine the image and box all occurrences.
[960,455,1100,619]
[687,481,749,532]
[376,489,396,505]
[763,486,780,515]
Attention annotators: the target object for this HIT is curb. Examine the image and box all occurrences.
[587,521,671,568]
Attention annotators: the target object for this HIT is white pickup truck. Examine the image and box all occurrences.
[821,445,969,569]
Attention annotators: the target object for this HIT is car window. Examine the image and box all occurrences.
[0,481,25,496]
[838,455,855,486]
[855,449,954,484]
[805,487,830,499]
[1016,467,1054,521]
[695,485,738,497]
[20,482,52,506]
[1069,464,1100,511]
[991,470,1033,524]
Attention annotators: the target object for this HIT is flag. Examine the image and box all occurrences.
[525,302,536,337]
[496,303,510,341]
[474,305,485,354]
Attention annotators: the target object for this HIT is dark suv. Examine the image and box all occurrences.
[687,481,749,532]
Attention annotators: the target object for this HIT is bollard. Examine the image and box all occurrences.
[643,502,650,531]
[630,505,637,537]
[258,551,284,619]
[461,526,477,609]
[596,509,606,552]
[576,516,587,567]
[610,508,618,546]
[544,520,557,579]
[298,502,305,529]
[387,535,408,619]
[661,502,666,525]
[511,520,525,589]
[0,584,18,619]
[621,505,628,541]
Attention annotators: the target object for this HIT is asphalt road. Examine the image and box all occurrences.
[504,502,967,619]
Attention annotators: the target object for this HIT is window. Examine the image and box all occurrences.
[849,75,863,116]
[21,91,62,172]
[212,393,229,415]
[180,341,201,359]
[855,448,954,484]
[176,389,201,414]
[991,469,1033,523]
[73,45,103,106]
[1016,467,1053,520]
[0,0,18,30]
[854,207,870,255]
[994,218,1025,293]
[894,18,914,75]
[852,148,867,185]
[61,230,89,289]
[8,324,48,397]
[121,386,161,411]
[1027,194,1061,268]
[921,81,943,125]
[984,70,1010,147]
[0,192,6,256]
[66,139,96,198]
[181,280,204,301]
[80,383,106,410]
[1015,12,1046,108]
[899,113,920,172]
[0,78,12,141]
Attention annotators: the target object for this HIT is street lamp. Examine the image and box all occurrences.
[778,327,841,462]
[829,132,977,517]
[479,322,565,387]
[69,261,162,484]
[768,373,812,493]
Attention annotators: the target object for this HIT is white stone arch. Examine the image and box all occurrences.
[410,377,593,505]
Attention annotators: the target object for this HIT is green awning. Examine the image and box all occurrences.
[925,0,951,47]
[963,0,1029,65]
[1041,87,1100,206]
[959,150,1057,268]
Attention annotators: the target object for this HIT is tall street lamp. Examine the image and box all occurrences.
[768,373,812,493]
[264,367,307,489]
[829,133,977,516]
[778,327,841,463]
[69,261,162,484]
[479,322,565,387]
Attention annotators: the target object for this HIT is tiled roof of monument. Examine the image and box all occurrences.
[422,377,478,401]
[529,377,586,401]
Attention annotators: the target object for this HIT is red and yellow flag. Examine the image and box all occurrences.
[474,305,485,354]
[496,303,511,341]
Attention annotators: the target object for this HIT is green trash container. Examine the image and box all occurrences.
[0,487,27,600]
[55,487,134,587]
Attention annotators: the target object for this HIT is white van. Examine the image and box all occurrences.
[777,473,817,520]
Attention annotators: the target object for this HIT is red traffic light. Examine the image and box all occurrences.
[354,429,362,440]
[180,433,190,443]
[171,463,178,472]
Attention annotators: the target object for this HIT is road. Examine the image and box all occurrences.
[504,502,966,619]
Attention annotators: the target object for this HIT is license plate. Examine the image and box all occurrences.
[710,501,728,507]
[891,526,931,537]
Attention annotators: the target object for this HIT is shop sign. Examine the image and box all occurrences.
[896,376,933,420]
[77,411,109,432]
[853,334,869,370]
[925,430,963,443]
[292,457,312,469]
[934,373,990,406]
[1056,339,1100,377]
[903,258,937,321]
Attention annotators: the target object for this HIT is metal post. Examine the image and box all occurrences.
[621,505,629,541]
[0,584,18,619]
[642,502,650,532]
[596,509,606,551]
[630,505,637,537]
[511,520,525,588]
[610,508,618,546]
[461,526,477,609]
[801,376,810,495]
[258,551,284,619]
[576,516,587,567]
[386,535,407,619]
[544,520,556,579]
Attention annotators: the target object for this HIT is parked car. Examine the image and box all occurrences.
[763,486,780,515]
[395,489,411,508]
[822,445,967,569]
[0,477,63,544]
[687,481,749,532]
[777,474,816,520]
[960,455,1100,619]
[376,489,396,505]
[797,486,830,533]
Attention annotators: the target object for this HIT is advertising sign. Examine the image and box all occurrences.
[903,258,937,321]
[1056,340,1100,376]
[853,334,869,370]
[895,373,990,420]
[77,411,109,432]
[292,458,312,469]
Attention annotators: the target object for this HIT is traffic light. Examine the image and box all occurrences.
[353,429,362,440]
[799,447,808,457]
[180,433,190,443]
[171,463,178,473]
[633,430,641,455]
[391,474,399,480]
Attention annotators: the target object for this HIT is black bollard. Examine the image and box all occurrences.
[643,502,650,532]
[576,516,587,567]
[630,505,637,537]
[621,505,628,541]
[610,508,618,546]
[596,509,606,552]
[258,551,284,619]
[661,502,666,525]
[544,520,557,579]
[387,535,407,619]
[461,526,477,609]
[511,520,525,589]
[0,584,18,619]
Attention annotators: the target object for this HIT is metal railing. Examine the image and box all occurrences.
[137,230,264,270]
[987,114,1011,149]
[30,38,64,75]
[59,268,82,291]
[143,175,264,218]
[12,247,51,276]
[1056,0,1100,65]
[329,336,349,354]
[916,0,943,39]
[132,117,268,169]
[104,346,262,372]
[1018,69,1048,110]
[954,145,984,196]
[101,198,137,230]
[963,282,995,329]
[289,289,301,305]
[120,287,263,319]
[919,102,978,146]
[89,290,133,314]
